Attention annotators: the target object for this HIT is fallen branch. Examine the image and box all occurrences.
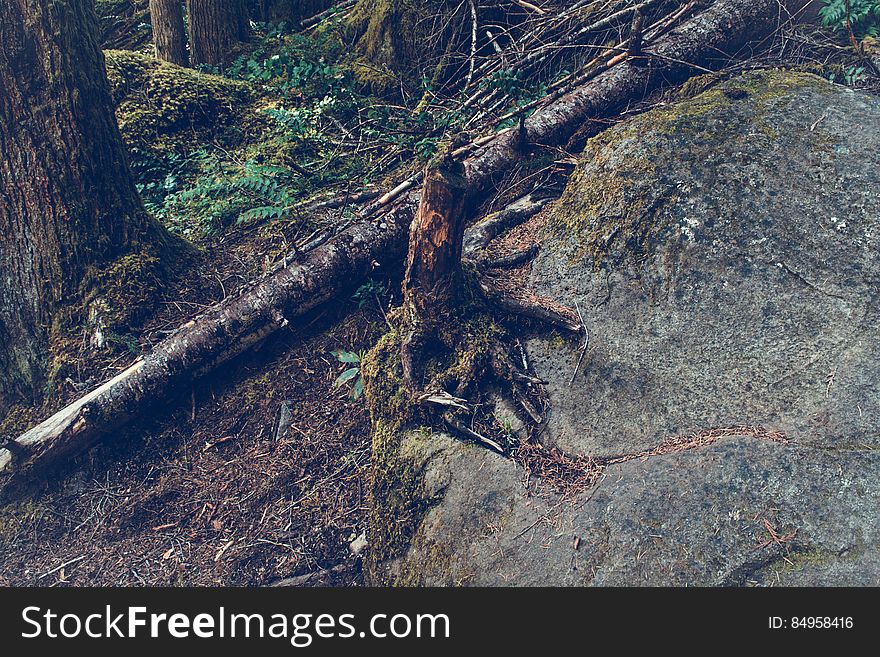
[0,0,800,487]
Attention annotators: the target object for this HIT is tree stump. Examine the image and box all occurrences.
[400,154,469,392]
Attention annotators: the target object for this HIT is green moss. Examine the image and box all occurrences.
[362,300,502,584]
[548,333,567,350]
[543,123,666,267]
[44,231,191,404]
[241,372,277,407]
[0,405,37,438]
[775,547,835,575]
[346,0,461,94]
[0,500,46,540]
[678,72,723,99]
[361,325,425,581]
[82,250,165,329]
[545,70,833,267]
[104,50,254,151]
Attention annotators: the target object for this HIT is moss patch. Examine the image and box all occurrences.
[81,250,166,330]
[0,500,47,540]
[104,50,256,151]
[346,0,464,94]
[361,325,427,581]
[43,229,190,406]
[544,70,834,268]
[362,296,504,583]
[0,405,37,439]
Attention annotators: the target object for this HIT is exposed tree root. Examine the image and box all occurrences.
[516,426,790,497]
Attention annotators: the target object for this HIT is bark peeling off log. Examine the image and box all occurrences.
[1,0,800,483]
[400,157,469,391]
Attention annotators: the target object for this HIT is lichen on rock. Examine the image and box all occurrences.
[544,70,835,268]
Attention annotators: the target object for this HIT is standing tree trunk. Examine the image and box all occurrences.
[254,1,333,25]
[0,0,171,416]
[232,0,251,41]
[187,0,249,67]
[149,0,189,66]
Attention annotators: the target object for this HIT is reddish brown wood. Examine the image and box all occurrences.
[400,156,469,390]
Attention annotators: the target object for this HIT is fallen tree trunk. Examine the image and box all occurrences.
[0,0,800,484]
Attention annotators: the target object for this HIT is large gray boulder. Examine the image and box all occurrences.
[370,71,880,586]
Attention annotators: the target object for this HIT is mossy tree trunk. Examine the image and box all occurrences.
[187,0,250,67]
[0,0,172,416]
[149,0,189,66]
[347,0,467,93]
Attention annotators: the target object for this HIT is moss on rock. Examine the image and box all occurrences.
[361,324,430,581]
[362,295,505,583]
[104,50,255,151]
[545,70,834,268]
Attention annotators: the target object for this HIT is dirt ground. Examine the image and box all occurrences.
[0,292,387,586]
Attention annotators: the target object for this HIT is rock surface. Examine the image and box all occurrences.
[371,71,880,586]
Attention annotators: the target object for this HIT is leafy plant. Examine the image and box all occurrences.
[331,349,365,400]
[828,64,868,85]
[351,279,387,308]
[483,68,547,105]
[819,0,880,39]
[145,152,303,236]
[844,64,868,84]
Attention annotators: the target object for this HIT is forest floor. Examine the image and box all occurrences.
[2,1,879,586]
[0,300,383,586]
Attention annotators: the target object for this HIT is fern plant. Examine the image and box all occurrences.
[152,154,301,236]
[819,0,880,39]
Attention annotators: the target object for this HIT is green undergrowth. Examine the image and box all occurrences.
[109,21,477,241]
[44,227,191,405]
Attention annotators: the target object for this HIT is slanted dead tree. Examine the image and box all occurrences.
[1,0,803,488]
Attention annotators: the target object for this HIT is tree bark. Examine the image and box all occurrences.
[400,155,468,390]
[253,0,334,25]
[187,0,249,67]
[1,0,801,484]
[0,0,169,417]
[149,0,189,66]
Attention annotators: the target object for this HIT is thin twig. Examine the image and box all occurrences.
[569,300,590,386]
